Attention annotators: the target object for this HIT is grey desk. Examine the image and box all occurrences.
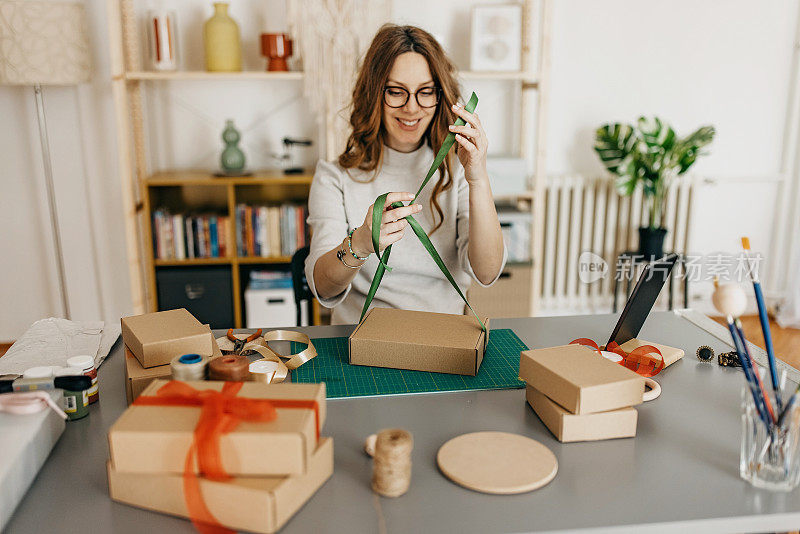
[6,312,800,533]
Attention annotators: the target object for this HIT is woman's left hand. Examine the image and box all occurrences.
[450,103,489,185]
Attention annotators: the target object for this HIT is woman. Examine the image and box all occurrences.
[305,24,506,324]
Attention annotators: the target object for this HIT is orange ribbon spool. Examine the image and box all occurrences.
[133,381,321,534]
[569,338,665,377]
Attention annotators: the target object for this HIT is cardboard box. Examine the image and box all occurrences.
[0,391,65,531]
[519,344,645,414]
[121,308,213,368]
[526,385,637,442]
[349,308,489,376]
[619,338,684,368]
[108,437,333,534]
[125,333,223,405]
[125,348,170,405]
[109,380,326,476]
[125,333,222,405]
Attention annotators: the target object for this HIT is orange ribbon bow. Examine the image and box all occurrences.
[134,380,320,534]
[569,338,665,377]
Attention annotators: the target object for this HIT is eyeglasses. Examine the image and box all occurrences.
[384,85,441,108]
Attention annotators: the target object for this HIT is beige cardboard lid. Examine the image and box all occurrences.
[352,308,486,350]
[121,308,208,345]
[522,344,643,388]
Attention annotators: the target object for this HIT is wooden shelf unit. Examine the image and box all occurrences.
[109,0,552,322]
[125,69,536,83]
[143,169,316,327]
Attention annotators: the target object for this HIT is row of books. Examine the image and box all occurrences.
[152,209,230,260]
[236,203,309,258]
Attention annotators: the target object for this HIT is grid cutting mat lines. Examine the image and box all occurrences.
[290,329,527,398]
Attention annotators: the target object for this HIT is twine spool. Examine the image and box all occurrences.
[372,429,413,497]
[170,353,209,381]
[208,355,250,381]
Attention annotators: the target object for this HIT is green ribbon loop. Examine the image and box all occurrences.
[371,193,392,271]
[359,92,485,331]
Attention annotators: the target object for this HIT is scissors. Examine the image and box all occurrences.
[226,328,262,355]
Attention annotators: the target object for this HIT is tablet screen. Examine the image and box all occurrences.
[608,254,678,346]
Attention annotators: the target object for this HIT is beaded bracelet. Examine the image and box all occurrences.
[348,227,369,260]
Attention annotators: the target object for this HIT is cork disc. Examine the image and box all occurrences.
[437,432,558,494]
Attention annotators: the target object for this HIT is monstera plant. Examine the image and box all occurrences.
[594,117,715,258]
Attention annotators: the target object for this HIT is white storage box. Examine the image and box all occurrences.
[498,210,532,263]
[0,391,65,530]
[245,285,308,328]
[486,157,528,197]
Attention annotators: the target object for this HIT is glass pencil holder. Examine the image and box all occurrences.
[740,369,800,491]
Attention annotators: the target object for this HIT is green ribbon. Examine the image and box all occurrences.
[360,92,486,331]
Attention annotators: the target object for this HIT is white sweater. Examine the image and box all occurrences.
[304,143,507,325]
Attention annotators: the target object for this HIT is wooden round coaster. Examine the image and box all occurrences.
[437,431,558,494]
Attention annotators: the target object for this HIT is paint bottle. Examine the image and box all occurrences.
[67,355,99,404]
[53,367,89,420]
[22,366,54,379]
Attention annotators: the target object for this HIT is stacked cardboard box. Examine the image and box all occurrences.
[121,308,221,404]
[107,380,332,533]
[519,345,646,442]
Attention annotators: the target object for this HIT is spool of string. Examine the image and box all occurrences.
[208,355,251,381]
[372,428,413,497]
[170,353,209,381]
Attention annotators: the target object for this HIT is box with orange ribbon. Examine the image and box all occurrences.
[108,438,334,534]
[108,379,326,477]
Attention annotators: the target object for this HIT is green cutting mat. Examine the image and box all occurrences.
[290,329,527,398]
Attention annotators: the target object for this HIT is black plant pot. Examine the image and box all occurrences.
[638,227,668,259]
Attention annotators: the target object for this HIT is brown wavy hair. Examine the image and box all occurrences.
[339,24,461,233]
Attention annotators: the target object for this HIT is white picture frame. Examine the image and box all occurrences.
[470,4,523,72]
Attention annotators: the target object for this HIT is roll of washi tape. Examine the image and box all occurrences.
[170,353,209,381]
[208,355,250,381]
[248,357,286,384]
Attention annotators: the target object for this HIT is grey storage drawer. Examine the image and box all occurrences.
[156,266,234,329]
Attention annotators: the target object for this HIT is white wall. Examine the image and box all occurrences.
[1,0,798,339]
[546,0,799,311]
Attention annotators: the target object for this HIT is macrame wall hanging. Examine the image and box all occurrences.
[287,0,390,160]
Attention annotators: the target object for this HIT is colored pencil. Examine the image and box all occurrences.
[741,237,782,412]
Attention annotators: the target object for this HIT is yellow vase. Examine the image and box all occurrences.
[203,2,242,72]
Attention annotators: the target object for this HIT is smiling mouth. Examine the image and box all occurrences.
[396,118,420,127]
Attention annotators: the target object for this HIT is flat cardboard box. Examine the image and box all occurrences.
[121,308,213,368]
[124,333,223,405]
[349,307,489,376]
[109,380,326,476]
[519,344,645,414]
[108,437,333,534]
[526,385,637,442]
[619,338,684,368]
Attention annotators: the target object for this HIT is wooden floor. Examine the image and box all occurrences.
[0,343,11,358]
[712,315,800,371]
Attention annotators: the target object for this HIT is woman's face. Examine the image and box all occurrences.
[382,52,437,153]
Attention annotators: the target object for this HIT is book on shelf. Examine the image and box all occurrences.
[152,208,229,260]
[235,203,308,258]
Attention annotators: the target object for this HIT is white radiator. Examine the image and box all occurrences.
[537,174,696,315]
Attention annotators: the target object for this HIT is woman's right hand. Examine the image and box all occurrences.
[351,192,422,257]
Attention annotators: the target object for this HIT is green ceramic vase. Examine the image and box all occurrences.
[204,2,242,72]
[221,120,245,173]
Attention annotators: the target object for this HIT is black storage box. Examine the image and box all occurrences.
[156,266,234,329]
